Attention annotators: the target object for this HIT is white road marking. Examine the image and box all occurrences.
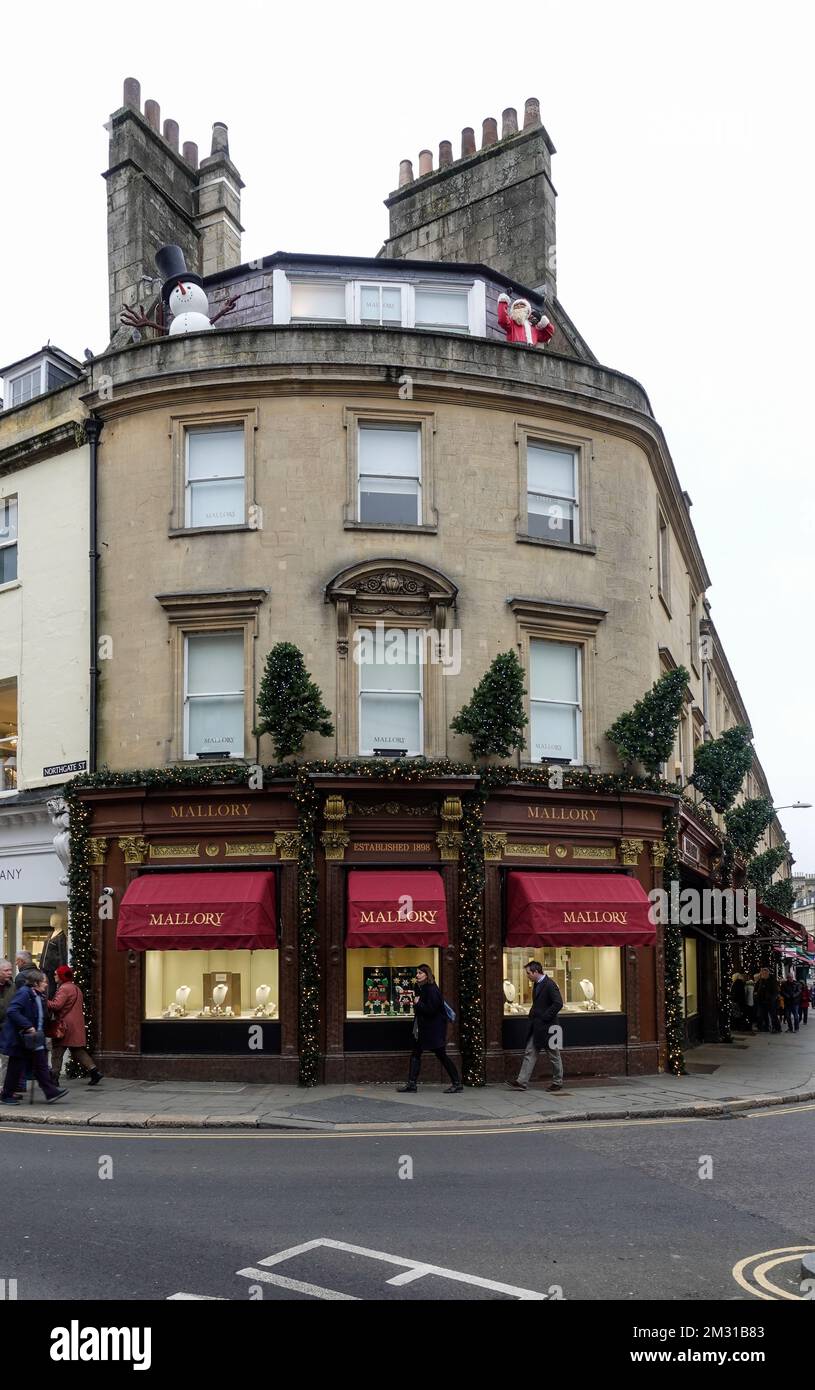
[167,1293,226,1300]
[252,1237,547,1299]
[236,1267,359,1300]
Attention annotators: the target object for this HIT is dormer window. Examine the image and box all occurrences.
[1,348,82,413]
[274,270,485,335]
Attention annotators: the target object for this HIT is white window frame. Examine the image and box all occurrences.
[182,631,246,761]
[3,354,78,410]
[273,269,484,335]
[184,424,246,530]
[357,421,422,527]
[526,442,580,545]
[354,281,407,326]
[357,627,424,758]
[0,677,18,797]
[0,495,18,587]
[529,637,584,766]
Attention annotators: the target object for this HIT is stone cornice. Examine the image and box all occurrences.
[0,419,86,480]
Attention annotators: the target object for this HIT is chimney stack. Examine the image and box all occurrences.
[384,97,557,294]
[104,79,244,344]
[195,122,244,277]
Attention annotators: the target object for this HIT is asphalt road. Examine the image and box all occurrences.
[3,1105,815,1302]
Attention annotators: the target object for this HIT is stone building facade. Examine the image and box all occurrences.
[0,80,796,1081]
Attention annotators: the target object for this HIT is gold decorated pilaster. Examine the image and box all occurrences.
[436,796,463,861]
[321,794,349,861]
[649,840,668,869]
[274,830,302,861]
[483,831,508,862]
[118,835,148,865]
[619,838,645,866]
[86,837,109,867]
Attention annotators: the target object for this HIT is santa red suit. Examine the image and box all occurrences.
[497,293,555,347]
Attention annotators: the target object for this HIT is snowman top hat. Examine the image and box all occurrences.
[155,244,203,304]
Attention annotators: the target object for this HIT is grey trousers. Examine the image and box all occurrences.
[517,1035,564,1087]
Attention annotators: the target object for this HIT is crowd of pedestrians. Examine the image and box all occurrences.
[731,966,810,1035]
[0,952,102,1106]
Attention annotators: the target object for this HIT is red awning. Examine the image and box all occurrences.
[757,903,805,942]
[117,872,277,951]
[347,871,448,948]
[506,873,656,947]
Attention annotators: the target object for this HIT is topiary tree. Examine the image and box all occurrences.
[605,667,690,776]
[746,845,789,896]
[254,642,334,760]
[760,877,797,918]
[688,725,753,813]
[451,651,527,759]
[724,796,776,859]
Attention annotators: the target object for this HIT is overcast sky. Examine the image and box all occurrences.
[3,1,812,867]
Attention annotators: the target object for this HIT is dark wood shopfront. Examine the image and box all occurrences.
[81,776,676,1084]
[81,782,301,1082]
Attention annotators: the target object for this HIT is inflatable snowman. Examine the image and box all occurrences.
[120,243,240,337]
[157,244,214,334]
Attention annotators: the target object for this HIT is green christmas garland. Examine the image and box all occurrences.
[661,807,685,1076]
[458,793,486,1085]
[293,769,321,1086]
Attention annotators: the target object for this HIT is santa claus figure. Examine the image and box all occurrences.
[497,293,554,348]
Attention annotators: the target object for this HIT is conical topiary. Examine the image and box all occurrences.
[254,642,334,760]
[450,651,528,759]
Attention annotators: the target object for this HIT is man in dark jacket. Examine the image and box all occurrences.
[509,961,564,1092]
[0,960,14,1089]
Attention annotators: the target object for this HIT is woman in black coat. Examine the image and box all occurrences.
[397,964,462,1094]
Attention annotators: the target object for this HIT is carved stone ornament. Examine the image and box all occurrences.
[86,837,109,867]
[47,797,72,887]
[324,794,347,824]
[119,835,148,865]
[274,831,301,861]
[483,831,508,861]
[619,838,645,866]
[357,572,427,597]
[649,840,668,868]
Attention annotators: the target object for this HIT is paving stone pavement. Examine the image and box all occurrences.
[2,1025,813,1130]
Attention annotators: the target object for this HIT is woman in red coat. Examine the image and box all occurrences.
[800,981,811,1025]
[48,966,102,1086]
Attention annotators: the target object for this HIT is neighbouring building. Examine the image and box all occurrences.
[0,354,90,970]
[2,80,799,1081]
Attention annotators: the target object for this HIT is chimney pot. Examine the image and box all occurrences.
[502,107,518,138]
[163,119,180,151]
[399,159,414,187]
[438,139,453,168]
[524,97,541,130]
[183,141,199,169]
[461,126,476,158]
[211,122,229,155]
[123,78,141,112]
[418,148,433,176]
[482,117,498,148]
[144,99,160,133]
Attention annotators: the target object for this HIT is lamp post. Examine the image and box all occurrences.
[773,803,812,812]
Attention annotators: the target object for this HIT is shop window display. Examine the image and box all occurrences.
[346,946,439,1019]
[144,950,279,1020]
[502,946,622,1014]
